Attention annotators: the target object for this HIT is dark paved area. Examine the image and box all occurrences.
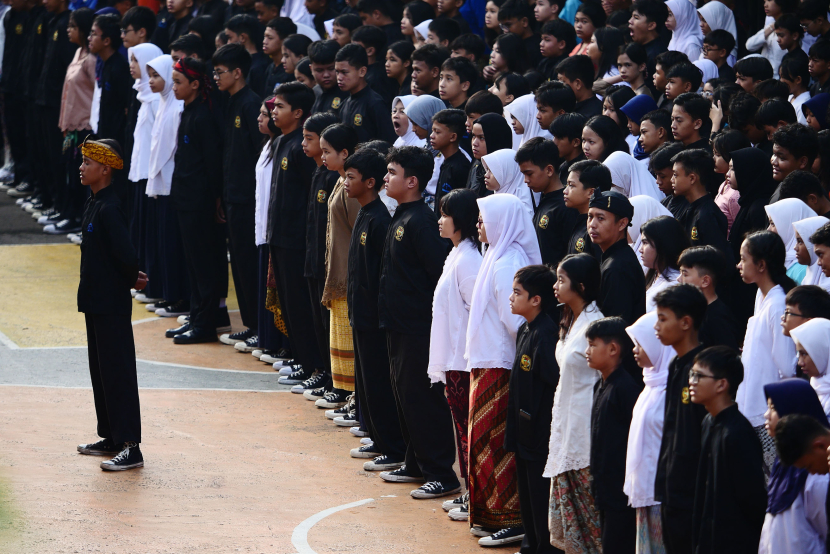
[0,187,69,245]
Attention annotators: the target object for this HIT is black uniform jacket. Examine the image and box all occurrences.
[304,166,339,279]
[598,238,647,325]
[172,96,223,211]
[223,85,262,204]
[97,53,133,142]
[35,10,76,108]
[433,149,471,214]
[339,85,396,145]
[534,188,579,268]
[311,83,348,116]
[348,196,393,330]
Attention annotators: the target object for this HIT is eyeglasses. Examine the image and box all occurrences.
[213,69,230,78]
[689,370,717,384]
[498,22,513,32]
[801,23,810,30]
[702,91,713,98]
[782,310,806,320]
[120,27,135,35]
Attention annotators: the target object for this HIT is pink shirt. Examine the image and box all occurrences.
[715,179,741,236]
[59,48,97,132]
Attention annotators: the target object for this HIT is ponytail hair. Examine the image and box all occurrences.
[744,230,797,293]
[556,253,601,339]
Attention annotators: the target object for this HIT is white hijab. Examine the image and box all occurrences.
[465,194,542,369]
[697,1,738,65]
[624,311,674,508]
[414,20,432,43]
[146,55,183,197]
[505,94,552,145]
[629,195,672,274]
[605,151,664,200]
[793,216,830,288]
[128,44,162,183]
[482,149,535,217]
[791,318,830,417]
[765,199,816,269]
[693,59,719,88]
[668,0,704,62]
[392,95,426,148]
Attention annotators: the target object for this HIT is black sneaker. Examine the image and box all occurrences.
[324,402,350,420]
[410,481,462,499]
[155,299,190,317]
[77,437,121,456]
[100,442,144,471]
[234,335,259,353]
[44,218,81,235]
[363,455,405,471]
[278,364,312,385]
[303,379,331,400]
[8,181,33,197]
[219,328,254,346]
[315,388,350,408]
[477,527,525,546]
[165,322,191,338]
[349,444,381,458]
[333,410,357,427]
[448,504,469,521]
[379,465,425,483]
[294,371,330,395]
[443,492,468,512]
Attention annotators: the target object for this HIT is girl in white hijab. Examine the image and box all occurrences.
[697,0,738,66]
[766,199,816,285]
[628,195,673,273]
[667,0,704,62]
[146,54,183,197]
[604,151,664,200]
[481,149,535,217]
[505,93,553,147]
[392,95,426,148]
[790,318,830,418]
[127,43,161,184]
[405,94,450,209]
[465,193,541,533]
[624,311,674,554]
[793,216,830,291]
[413,20,432,48]
[693,59,719,90]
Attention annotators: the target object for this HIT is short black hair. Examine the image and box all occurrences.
[655,50,689,73]
[734,56,774,82]
[810,39,830,63]
[811,222,830,247]
[356,140,392,155]
[585,316,633,353]
[498,0,534,23]
[779,169,828,203]
[226,14,263,50]
[344,148,388,189]
[640,109,672,136]
[677,245,725,286]
[774,123,820,166]
[799,0,830,22]
[786,285,830,318]
[574,1,606,28]
[303,111,340,135]
[432,108,467,138]
[756,98,798,128]
[631,0,669,25]
[670,148,717,192]
[535,80,576,112]
[212,43,252,78]
[550,112,587,140]
[321,123,360,155]
[541,19,577,54]
[386,146,435,192]
[450,33,486,62]
[121,6,156,36]
[711,129,751,162]
[775,413,830,466]
[703,29,735,54]
[666,62,703,91]
[169,33,205,59]
[93,14,122,48]
[494,72,531,99]
[441,56,478,87]
[439,188,480,247]
[352,24,387,54]
[556,54,594,89]
[266,17,297,40]
[779,52,811,86]
[728,92,762,131]
[649,141,685,172]
[693,346,744,399]
[283,34,312,57]
[274,81,315,119]
[754,79,791,102]
[673,92,710,122]
[514,265,557,310]
[775,13,803,41]
[515,136,562,170]
[465,90,504,116]
[388,40,416,63]
[428,17,461,45]
[356,0,394,18]
[335,42,368,68]
[70,8,95,40]
[182,16,215,57]
[411,43,451,69]
[653,283,708,330]
[568,159,612,191]
[333,12,362,32]
[307,39,339,65]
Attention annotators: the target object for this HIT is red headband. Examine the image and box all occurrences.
[173,58,212,103]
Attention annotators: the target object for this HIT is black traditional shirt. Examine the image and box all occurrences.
[348,196,393,330]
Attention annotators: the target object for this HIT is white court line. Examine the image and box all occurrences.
[291,498,375,554]
[0,328,18,350]
[0,383,290,392]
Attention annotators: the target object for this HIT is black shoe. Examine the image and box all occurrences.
[44,218,81,235]
[379,465,425,483]
[77,437,121,456]
[314,388,350,408]
[410,480,462,499]
[477,527,525,546]
[292,371,330,394]
[100,442,144,471]
[7,181,33,197]
[173,328,218,344]
[219,328,254,346]
[165,322,191,338]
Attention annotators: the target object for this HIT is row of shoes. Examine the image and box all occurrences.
[2,179,83,236]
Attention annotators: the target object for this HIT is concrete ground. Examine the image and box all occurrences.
[0,191,487,553]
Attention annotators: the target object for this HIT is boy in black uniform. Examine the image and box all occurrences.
[652,284,708,554]
[585,317,642,554]
[588,191,646,327]
[213,43,261,348]
[164,58,225,344]
[516,137,577,269]
[75,139,145,471]
[263,17,296,94]
[309,40,348,116]
[267,82,324,382]
[345,148,407,471]
[431,109,470,214]
[688,346,766,554]
[225,14,269,97]
[335,43,396,145]
[650,142,688,219]
[2,0,32,194]
[504,265,560,554]
[376,146,461,500]
[91,15,132,143]
[351,24,396,108]
[563,159,605,260]
[550,112,586,186]
[35,0,75,228]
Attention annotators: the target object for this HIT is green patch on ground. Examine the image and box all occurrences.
[0,476,22,548]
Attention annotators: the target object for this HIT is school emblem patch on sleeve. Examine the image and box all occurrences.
[354,114,363,126]
[394,226,404,241]
[53,30,58,41]
[575,237,585,252]
[316,189,327,202]
[15,24,22,34]
[360,231,367,245]
[691,226,699,241]
[520,354,531,371]
[281,157,288,170]
[331,97,341,109]
[234,116,241,128]
[538,215,549,229]
[682,386,691,404]
[37,23,42,34]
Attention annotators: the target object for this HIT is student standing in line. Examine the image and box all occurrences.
[562,159,606,260]
[336,43,396,145]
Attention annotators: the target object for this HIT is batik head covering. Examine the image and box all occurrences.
[765,198,816,269]
[81,138,123,169]
[668,0,704,61]
[504,93,552,145]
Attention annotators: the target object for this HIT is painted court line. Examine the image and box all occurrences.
[291,498,375,554]
[0,384,290,393]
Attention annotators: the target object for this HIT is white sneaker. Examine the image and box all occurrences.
[448,506,469,521]
[130,289,138,298]
[276,363,295,375]
[134,293,161,303]
[349,426,368,437]
[477,527,524,546]
[251,350,264,359]
[443,492,468,512]
[360,437,373,445]
[177,315,189,325]
[145,303,159,312]
[68,233,82,245]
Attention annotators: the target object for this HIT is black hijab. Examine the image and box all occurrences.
[474,113,513,155]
